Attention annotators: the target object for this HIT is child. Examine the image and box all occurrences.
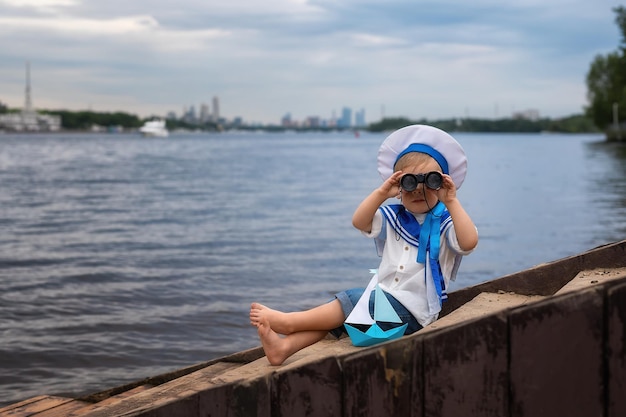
[250,125,478,365]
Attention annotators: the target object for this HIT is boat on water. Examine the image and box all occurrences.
[138,119,169,137]
[2,240,626,417]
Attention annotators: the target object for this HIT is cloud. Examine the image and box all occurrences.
[0,14,161,34]
[1,0,78,8]
[0,0,622,122]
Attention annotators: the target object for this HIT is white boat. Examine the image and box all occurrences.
[139,119,169,137]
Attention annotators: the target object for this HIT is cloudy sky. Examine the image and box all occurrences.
[0,0,622,124]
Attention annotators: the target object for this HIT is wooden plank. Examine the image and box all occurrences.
[20,400,92,417]
[63,385,154,417]
[342,337,420,417]
[0,396,75,417]
[509,289,604,417]
[421,292,543,334]
[422,313,508,417]
[77,338,354,417]
[129,393,199,417]
[197,376,271,417]
[555,267,626,295]
[81,346,264,404]
[271,356,342,417]
[78,362,237,417]
[441,240,626,314]
[607,281,626,417]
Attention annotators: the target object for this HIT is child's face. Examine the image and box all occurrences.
[398,158,442,214]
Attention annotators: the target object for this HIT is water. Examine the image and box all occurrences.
[1,130,624,406]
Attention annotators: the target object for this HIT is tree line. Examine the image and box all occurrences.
[41,110,144,130]
[368,115,597,134]
[586,6,626,140]
[0,106,605,136]
[0,108,596,134]
[0,107,222,132]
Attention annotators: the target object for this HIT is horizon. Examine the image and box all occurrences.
[0,97,590,127]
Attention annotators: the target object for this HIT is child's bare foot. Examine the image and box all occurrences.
[250,302,293,334]
[253,315,290,366]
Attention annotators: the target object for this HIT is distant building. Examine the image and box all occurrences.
[338,107,352,128]
[281,112,293,127]
[513,109,540,121]
[231,116,243,127]
[0,110,61,132]
[355,108,366,127]
[0,62,61,132]
[199,103,210,123]
[212,96,220,122]
[183,105,197,123]
[305,116,321,128]
[328,110,337,127]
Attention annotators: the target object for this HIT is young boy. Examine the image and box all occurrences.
[250,125,478,365]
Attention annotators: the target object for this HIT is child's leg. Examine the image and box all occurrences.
[254,314,328,365]
[250,299,345,335]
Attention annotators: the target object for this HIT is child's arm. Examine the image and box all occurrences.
[352,171,403,233]
[437,175,479,251]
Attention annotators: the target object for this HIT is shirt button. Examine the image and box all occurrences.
[404,246,409,251]
[399,265,404,270]
[395,277,399,282]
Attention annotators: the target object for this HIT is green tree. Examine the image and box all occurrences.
[42,110,142,130]
[368,117,414,132]
[586,6,626,131]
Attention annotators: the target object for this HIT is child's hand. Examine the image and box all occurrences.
[353,171,404,232]
[379,171,403,199]
[436,174,458,204]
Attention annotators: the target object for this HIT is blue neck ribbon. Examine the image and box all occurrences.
[380,202,449,304]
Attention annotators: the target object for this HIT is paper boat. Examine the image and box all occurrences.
[344,284,408,347]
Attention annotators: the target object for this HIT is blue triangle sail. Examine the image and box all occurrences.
[373,285,403,323]
[344,284,408,347]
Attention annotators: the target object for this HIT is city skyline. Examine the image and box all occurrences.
[0,61,569,130]
[0,62,373,128]
[0,1,622,124]
[168,98,367,127]
[0,61,370,127]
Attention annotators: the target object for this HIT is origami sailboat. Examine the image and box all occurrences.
[344,284,408,347]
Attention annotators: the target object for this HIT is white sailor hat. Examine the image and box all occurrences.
[377,124,468,189]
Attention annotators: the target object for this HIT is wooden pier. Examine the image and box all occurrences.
[2,240,626,417]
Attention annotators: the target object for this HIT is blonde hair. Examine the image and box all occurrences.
[394,152,438,172]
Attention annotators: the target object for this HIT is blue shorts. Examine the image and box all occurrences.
[329,287,423,338]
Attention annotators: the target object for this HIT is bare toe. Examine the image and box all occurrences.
[256,317,288,366]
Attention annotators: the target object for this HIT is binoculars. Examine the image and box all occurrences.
[400,171,443,192]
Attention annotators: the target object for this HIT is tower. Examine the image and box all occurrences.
[200,103,210,123]
[21,60,39,130]
[24,61,33,113]
[339,107,352,128]
[212,96,220,122]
